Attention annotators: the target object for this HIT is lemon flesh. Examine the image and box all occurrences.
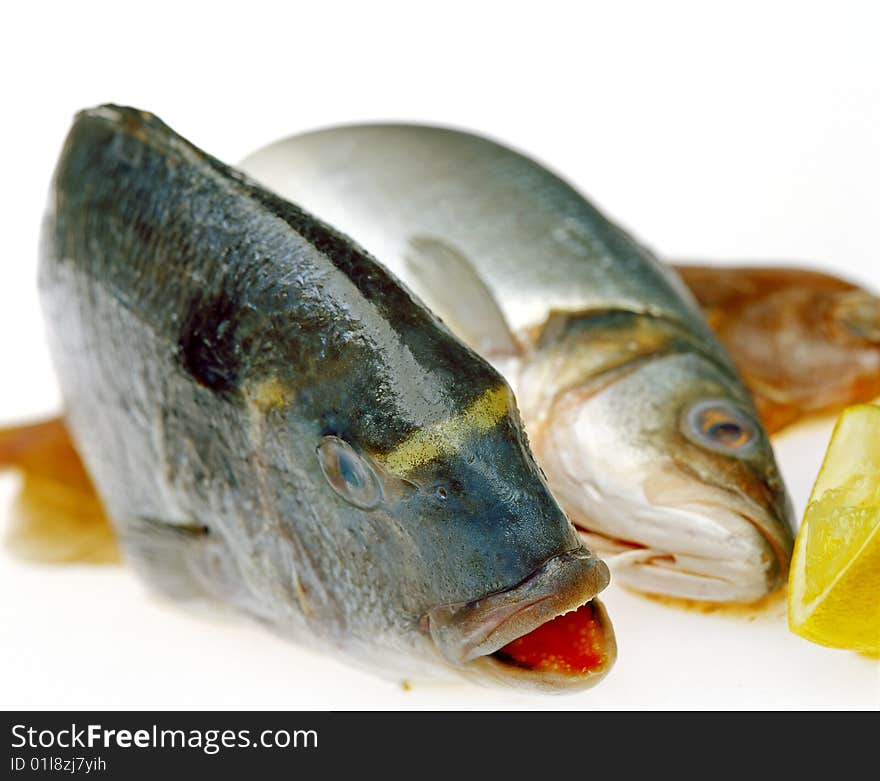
[788,404,880,652]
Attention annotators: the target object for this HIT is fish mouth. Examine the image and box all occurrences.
[424,548,615,692]
[573,496,791,603]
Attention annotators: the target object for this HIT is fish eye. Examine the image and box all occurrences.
[682,399,759,456]
[434,485,448,502]
[317,436,382,510]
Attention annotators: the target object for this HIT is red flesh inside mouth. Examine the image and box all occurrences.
[491,601,607,675]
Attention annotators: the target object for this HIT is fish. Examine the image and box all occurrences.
[673,265,880,434]
[238,123,797,602]
[25,105,617,691]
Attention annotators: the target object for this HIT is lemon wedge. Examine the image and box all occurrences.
[788,404,880,653]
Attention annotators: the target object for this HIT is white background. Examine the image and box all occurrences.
[1,1,878,709]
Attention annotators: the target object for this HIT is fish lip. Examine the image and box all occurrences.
[424,547,611,666]
[642,460,796,597]
[575,498,792,602]
[695,486,795,589]
[663,454,796,569]
[732,507,790,584]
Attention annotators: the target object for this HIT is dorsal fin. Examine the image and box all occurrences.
[404,235,519,357]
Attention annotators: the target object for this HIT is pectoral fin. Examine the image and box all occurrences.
[119,516,217,600]
[404,235,520,357]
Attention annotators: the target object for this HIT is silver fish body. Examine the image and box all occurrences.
[38,107,615,691]
[240,124,796,602]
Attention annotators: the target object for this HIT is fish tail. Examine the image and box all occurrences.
[0,416,120,564]
[0,417,69,469]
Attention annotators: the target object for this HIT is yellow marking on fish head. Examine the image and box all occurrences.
[378,385,512,477]
[246,377,294,414]
[244,377,295,444]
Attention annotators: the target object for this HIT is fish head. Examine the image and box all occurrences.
[705,280,880,432]
[308,381,615,690]
[532,350,796,602]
